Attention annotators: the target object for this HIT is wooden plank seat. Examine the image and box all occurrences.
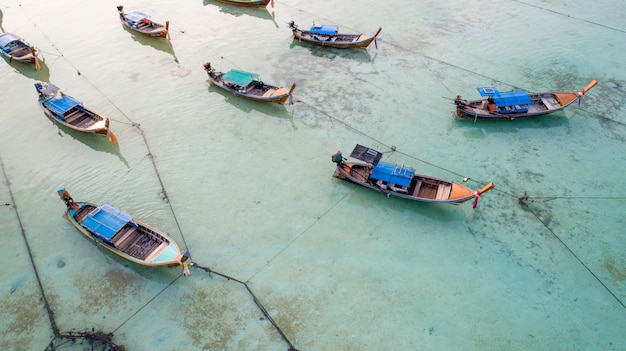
[435,183,452,200]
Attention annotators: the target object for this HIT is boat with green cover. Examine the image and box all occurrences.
[203,62,295,104]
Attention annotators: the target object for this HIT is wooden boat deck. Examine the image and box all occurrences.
[111,224,166,260]
[65,108,98,128]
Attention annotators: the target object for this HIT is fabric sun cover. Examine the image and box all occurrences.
[222,70,259,87]
[370,161,415,187]
[310,25,338,35]
[46,95,82,116]
[477,87,532,107]
[126,11,150,22]
[0,33,22,48]
[82,204,133,241]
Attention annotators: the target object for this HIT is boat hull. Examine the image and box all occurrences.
[455,80,597,120]
[118,7,169,39]
[35,83,111,137]
[290,25,381,49]
[66,201,182,267]
[334,162,488,205]
[204,66,295,104]
[38,103,110,136]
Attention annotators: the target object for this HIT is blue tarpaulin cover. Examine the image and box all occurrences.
[82,204,133,241]
[45,95,82,117]
[0,33,22,48]
[370,161,415,187]
[125,11,150,22]
[310,25,338,35]
[222,70,259,87]
[477,87,532,107]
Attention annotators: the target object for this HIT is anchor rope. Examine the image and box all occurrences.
[189,263,299,351]
[519,197,626,310]
[0,154,59,335]
[511,0,626,34]
[1,153,126,350]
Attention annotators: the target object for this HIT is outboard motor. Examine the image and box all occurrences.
[331,151,343,164]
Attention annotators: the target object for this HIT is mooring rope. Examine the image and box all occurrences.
[518,197,626,311]
[190,263,299,351]
[511,0,626,34]
[0,155,58,335]
[1,154,126,350]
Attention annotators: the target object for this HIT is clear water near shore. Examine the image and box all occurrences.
[0,0,625,350]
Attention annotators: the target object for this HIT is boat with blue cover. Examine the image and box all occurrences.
[117,6,169,39]
[35,82,117,141]
[454,80,597,120]
[288,21,381,49]
[0,32,41,68]
[203,62,296,104]
[331,145,494,207]
[57,188,184,267]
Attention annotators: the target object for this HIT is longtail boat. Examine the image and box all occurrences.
[117,6,169,39]
[454,80,597,120]
[35,82,117,142]
[331,145,494,207]
[0,32,41,69]
[213,0,272,7]
[203,62,295,104]
[288,21,381,49]
[57,188,184,267]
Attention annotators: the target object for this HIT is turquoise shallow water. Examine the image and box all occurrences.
[0,0,625,350]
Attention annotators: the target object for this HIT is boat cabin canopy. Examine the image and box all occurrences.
[46,95,82,117]
[82,204,134,242]
[370,161,415,187]
[350,144,382,165]
[222,69,260,87]
[125,11,150,22]
[0,33,24,48]
[477,87,532,108]
[310,25,338,35]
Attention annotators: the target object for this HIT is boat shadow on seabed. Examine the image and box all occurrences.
[50,122,130,168]
[122,26,178,63]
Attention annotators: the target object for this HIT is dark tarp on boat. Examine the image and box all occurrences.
[350,144,382,165]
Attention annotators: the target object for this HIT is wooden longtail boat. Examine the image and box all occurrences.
[213,0,272,7]
[288,21,381,49]
[454,80,597,120]
[331,145,494,207]
[0,32,40,69]
[35,82,117,142]
[57,188,184,267]
[117,6,169,39]
[203,62,296,104]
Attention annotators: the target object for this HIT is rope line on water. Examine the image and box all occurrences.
[190,263,299,351]
[1,154,126,350]
[0,155,58,335]
[511,0,626,34]
[518,197,626,311]
[7,11,301,349]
